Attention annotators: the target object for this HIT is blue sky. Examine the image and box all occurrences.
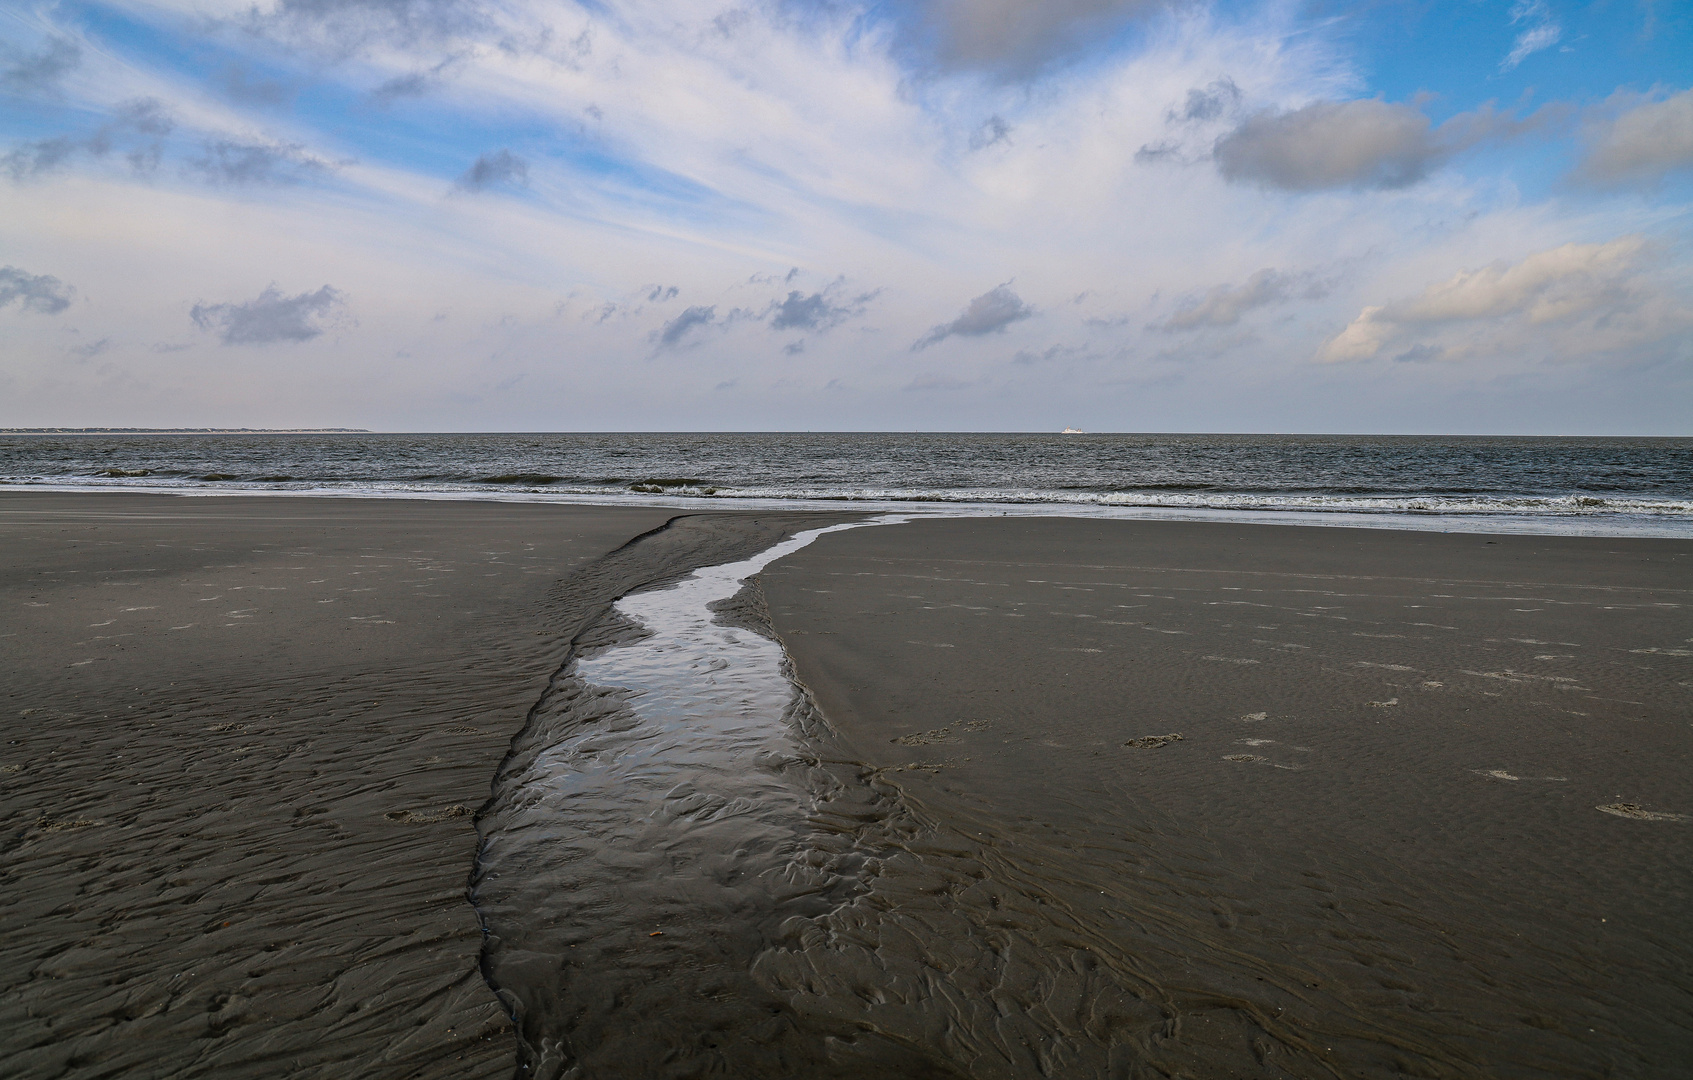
[1,0,1690,432]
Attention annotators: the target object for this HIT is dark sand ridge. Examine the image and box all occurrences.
[751,517,1693,1079]
[0,491,847,1078]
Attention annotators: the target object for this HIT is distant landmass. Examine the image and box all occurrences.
[1,428,370,434]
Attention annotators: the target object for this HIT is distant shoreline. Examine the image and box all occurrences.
[0,428,370,434]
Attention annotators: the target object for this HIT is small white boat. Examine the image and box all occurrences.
[1061,426,1084,434]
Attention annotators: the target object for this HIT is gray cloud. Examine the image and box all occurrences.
[657,305,717,347]
[770,292,836,330]
[1174,78,1241,123]
[1391,343,1445,364]
[187,139,331,185]
[371,71,433,103]
[109,98,175,138]
[1,36,81,96]
[1012,342,1094,365]
[766,287,876,332]
[1153,269,1325,331]
[2,136,78,179]
[255,0,491,53]
[903,373,976,391]
[911,0,1161,77]
[3,98,174,180]
[70,337,112,360]
[1575,88,1693,186]
[1213,99,1553,192]
[219,65,294,107]
[191,284,346,344]
[914,283,1033,350]
[456,149,528,192]
[1132,140,1181,165]
[1215,100,1441,190]
[1135,78,1241,165]
[646,284,679,302]
[370,55,462,105]
[0,266,75,314]
[969,115,1012,150]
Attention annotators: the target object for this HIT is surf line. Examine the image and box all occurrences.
[471,514,908,1076]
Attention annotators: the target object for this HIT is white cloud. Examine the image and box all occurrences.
[1501,0,1561,72]
[1316,237,1688,364]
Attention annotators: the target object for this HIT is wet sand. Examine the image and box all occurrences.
[0,492,807,1078]
[7,498,1692,1079]
[757,517,1693,1078]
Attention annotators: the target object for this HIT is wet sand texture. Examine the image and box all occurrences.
[13,497,1690,1080]
[755,518,1693,1079]
[469,515,949,1080]
[0,493,742,1078]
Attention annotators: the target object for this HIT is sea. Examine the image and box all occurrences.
[3,431,1691,536]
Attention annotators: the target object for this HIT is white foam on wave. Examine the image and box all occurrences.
[15,476,1693,538]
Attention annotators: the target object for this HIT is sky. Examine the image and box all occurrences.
[1,0,1690,433]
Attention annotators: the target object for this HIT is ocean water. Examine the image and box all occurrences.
[3,432,1691,535]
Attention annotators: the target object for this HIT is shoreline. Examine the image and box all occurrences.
[4,481,1689,538]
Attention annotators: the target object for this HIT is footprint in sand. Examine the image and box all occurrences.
[1597,803,1688,822]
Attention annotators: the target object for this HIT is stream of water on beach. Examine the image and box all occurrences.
[469,518,934,1078]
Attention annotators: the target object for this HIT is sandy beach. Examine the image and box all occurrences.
[756,517,1693,1078]
[0,492,838,1078]
[5,495,1690,1078]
